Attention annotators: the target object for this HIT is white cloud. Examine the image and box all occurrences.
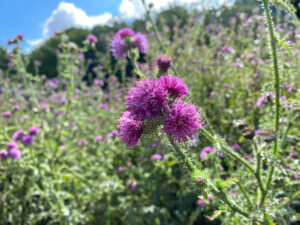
[28,2,112,48]
[43,2,112,37]
[28,0,231,50]
[119,0,232,19]
[27,39,43,47]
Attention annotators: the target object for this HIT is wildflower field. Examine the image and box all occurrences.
[0,0,300,224]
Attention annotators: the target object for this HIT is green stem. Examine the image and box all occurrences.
[261,0,281,206]
[141,0,179,76]
[201,128,255,174]
[167,135,249,218]
[256,152,265,199]
[237,181,254,209]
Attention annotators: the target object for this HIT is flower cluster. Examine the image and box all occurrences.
[118,75,202,147]
[0,126,41,161]
[110,28,148,59]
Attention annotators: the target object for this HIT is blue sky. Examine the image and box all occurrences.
[0,0,226,52]
[0,0,121,48]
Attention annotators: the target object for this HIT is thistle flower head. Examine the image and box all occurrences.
[133,33,148,54]
[126,79,168,121]
[0,150,8,161]
[163,100,203,143]
[158,75,188,98]
[116,28,135,38]
[118,111,143,147]
[12,130,25,141]
[111,35,126,59]
[157,54,172,73]
[8,148,22,160]
[111,28,148,59]
[22,135,34,145]
[29,126,40,136]
[87,34,98,43]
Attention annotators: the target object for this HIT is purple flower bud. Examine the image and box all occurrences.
[13,105,20,111]
[8,148,22,160]
[130,183,137,192]
[22,135,34,145]
[196,177,202,184]
[7,142,18,149]
[0,150,8,160]
[12,130,25,141]
[197,199,205,207]
[151,154,162,160]
[288,152,296,159]
[95,136,102,141]
[118,166,124,173]
[111,130,119,137]
[87,34,98,43]
[29,126,40,136]
[157,54,172,73]
[207,194,213,201]
[232,144,240,151]
[217,152,224,159]
[256,97,265,107]
[2,111,11,118]
[200,146,216,159]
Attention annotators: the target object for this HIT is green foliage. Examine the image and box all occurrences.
[0,1,299,225]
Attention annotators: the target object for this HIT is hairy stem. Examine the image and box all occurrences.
[261,0,281,206]
[201,127,255,174]
[167,135,249,218]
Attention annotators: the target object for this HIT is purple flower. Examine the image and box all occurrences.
[288,86,295,93]
[197,199,205,207]
[164,100,203,143]
[22,135,34,145]
[94,79,104,86]
[196,177,202,184]
[111,130,119,137]
[7,142,18,149]
[200,146,216,159]
[292,174,298,180]
[0,150,8,161]
[2,111,11,118]
[8,148,22,160]
[157,54,172,72]
[111,35,126,59]
[118,111,143,147]
[118,166,124,173]
[280,96,287,101]
[222,45,234,54]
[130,183,137,192]
[111,28,148,59]
[12,130,25,141]
[16,33,24,40]
[95,136,102,141]
[87,34,98,43]
[133,33,148,54]
[207,194,214,201]
[116,28,135,38]
[13,105,20,111]
[151,154,163,160]
[256,96,265,107]
[288,152,296,159]
[232,144,240,151]
[158,75,188,98]
[60,97,68,104]
[217,152,224,159]
[126,79,168,121]
[29,126,40,136]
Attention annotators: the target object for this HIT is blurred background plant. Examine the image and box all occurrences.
[0,0,299,224]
